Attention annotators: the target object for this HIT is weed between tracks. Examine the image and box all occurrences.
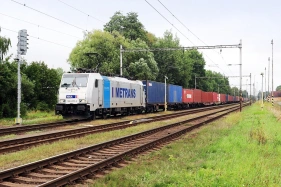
[85,103,281,187]
[0,111,63,127]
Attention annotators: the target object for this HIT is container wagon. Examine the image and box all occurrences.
[202,91,213,105]
[182,89,202,107]
[142,80,165,112]
[212,92,219,105]
[220,94,226,104]
[167,84,182,109]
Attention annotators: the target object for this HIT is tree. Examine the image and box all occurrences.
[153,31,193,88]
[186,50,206,89]
[104,11,147,41]
[0,60,34,117]
[69,30,158,79]
[0,31,11,62]
[125,39,158,80]
[203,70,231,93]
[276,85,281,91]
[231,87,239,96]
[24,62,61,111]
[69,30,129,75]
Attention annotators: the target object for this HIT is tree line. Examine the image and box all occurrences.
[69,11,236,93]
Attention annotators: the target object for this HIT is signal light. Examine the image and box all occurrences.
[17,29,28,55]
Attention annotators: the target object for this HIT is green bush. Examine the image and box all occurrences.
[36,102,50,111]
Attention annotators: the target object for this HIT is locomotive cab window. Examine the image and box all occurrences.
[61,74,89,88]
[95,79,98,88]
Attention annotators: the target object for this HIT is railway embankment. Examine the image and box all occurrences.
[90,102,281,186]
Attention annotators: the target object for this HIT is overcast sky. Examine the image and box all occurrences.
[1,0,280,94]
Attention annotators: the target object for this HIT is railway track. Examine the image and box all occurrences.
[0,104,241,154]
[0,104,236,137]
[0,103,248,187]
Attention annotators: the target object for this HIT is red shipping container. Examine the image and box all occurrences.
[212,92,218,103]
[193,89,202,103]
[229,95,233,102]
[182,89,194,103]
[202,92,213,103]
[201,91,208,103]
[182,89,202,103]
[220,94,226,102]
[208,92,213,103]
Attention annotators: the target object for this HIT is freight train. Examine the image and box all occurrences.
[55,73,244,119]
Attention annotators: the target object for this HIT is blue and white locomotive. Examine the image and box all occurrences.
[55,73,145,119]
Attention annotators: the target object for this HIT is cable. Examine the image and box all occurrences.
[1,26,72,48]
[157,0,233,75]
[10,0,86,32]
[144,0,228,75]
[0,13,81,39]
[144,0,194,45]
[57,0,105,23]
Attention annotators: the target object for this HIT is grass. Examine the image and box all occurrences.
[0,111,63,127]
[87,102,281,187]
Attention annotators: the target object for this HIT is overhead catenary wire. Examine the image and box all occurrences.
[1,26,72,49]
[57,0,105,24]
[0,13,81,39]
[157,0,233,76]
[145,0,227,75]
[144,0,194,45]
[10,0,87,32]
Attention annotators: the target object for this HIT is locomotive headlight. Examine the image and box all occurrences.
[79,99,86,103]
[60,99,66,103]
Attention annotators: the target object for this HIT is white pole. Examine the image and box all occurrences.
[165,77,167,111]
[239,39,242,112]
[261,73,264,110]
[195,75,196,89]
[250,73,252,105]
[268,57,270,101]
[164,76,168,111]
[120,45,123,76]
[265,67,266,99]
[271,39,274,106]
[16,54,22,125]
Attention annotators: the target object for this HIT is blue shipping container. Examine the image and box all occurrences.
[226,94,229,102]
[167,84,182,103]
[142,80,165,104]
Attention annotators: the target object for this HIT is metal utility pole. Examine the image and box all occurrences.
[120,45,123,76]
[250,73,252,105]
[239,40,242,112]
[261,72,264,110]
[164,76,168,111]
[271,39,274,106]
[16,29,28,125]
[195,75,196,89]
[246,79,248,99]
[268,57,270,102]
[253,75,255,101]
[265,67,266,99]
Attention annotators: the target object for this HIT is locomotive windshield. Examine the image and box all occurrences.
[61,74,89,88]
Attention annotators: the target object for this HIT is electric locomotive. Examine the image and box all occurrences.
[55,73,145,119]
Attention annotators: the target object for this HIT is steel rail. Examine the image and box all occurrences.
[0,104,240,154]
[0,103,236,137]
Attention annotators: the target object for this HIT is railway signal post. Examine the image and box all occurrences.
[164,76,168,111]
[15,29,28,125]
